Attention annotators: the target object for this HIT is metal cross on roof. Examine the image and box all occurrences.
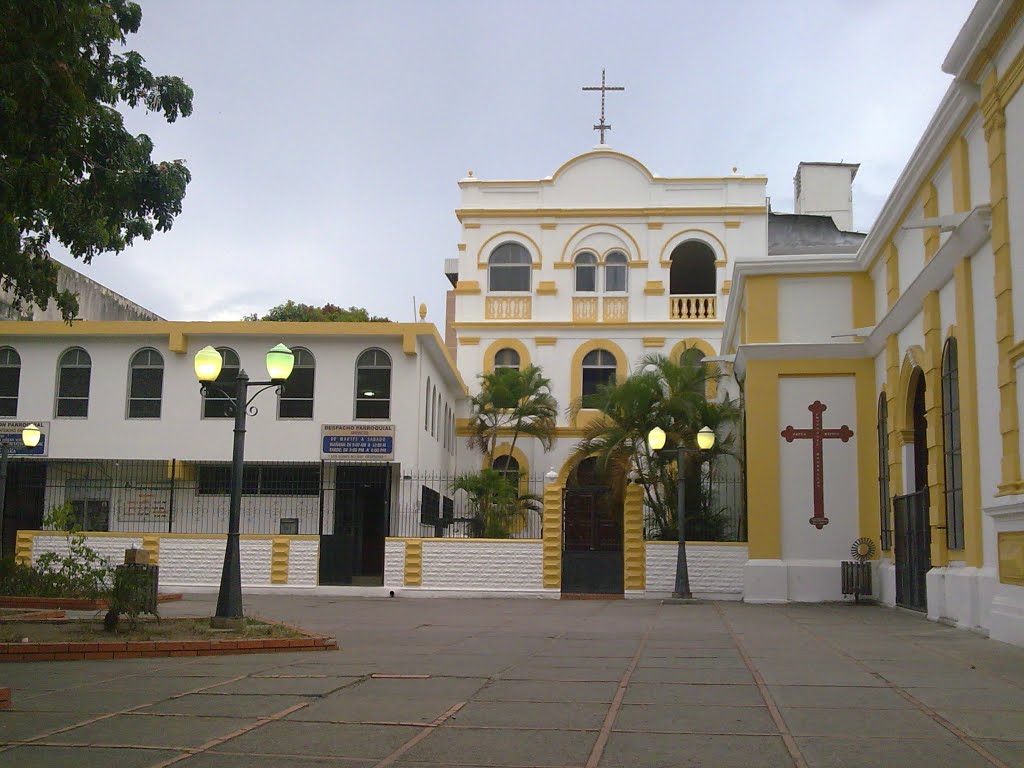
[582,69,624,144]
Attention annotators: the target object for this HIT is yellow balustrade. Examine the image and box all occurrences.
[668,294,716,320]
[485,296,532,320]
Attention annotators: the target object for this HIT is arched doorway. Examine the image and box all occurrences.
[894,369,931,611]
[561,457,624,595]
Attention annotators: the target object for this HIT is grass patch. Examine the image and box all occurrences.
[0,617,306,644]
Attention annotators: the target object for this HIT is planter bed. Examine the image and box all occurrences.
[0,617,337,662]
[0,608,66,621]
[0,593,183,611]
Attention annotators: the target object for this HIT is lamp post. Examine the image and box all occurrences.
[194,344,295,628]
[647,424,715,599]
[0,424,43,558]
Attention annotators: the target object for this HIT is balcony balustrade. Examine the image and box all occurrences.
[668,294,716,320]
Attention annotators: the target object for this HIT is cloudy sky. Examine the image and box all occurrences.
[58,0,977,322]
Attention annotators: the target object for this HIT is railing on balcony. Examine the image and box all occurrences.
[485,296,532,320]
[669,294,716,320]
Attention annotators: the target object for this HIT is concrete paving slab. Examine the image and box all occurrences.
[933,708,1024,739]
[599,732,792,767]
[448,700,607,730]
[400,726,596,766]
[767,685,914,709]
[47,713,257,749]
[475,679,619,703]
[0,710,97,742]
[629,665,754,684]
[206,675,362,696]
[175,753,374,767]
[779,706,951,738]
[287,693,456,725]
[978,739,1024,765]
[213,721,419,759]
[795,736,992,768]
[612,703,777,734]
[905,686,1024,710]
[497,664,624,682]
[138,693,313,717]
[622,682,764,706]
[13,678,230,713]
[0,745,182,768]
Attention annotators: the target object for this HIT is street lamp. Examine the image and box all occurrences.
[195,344,294,628]
[0,424,43,558]
[646,424,716,599]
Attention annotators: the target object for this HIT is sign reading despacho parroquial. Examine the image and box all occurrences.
[321,424,395,460]
[0,420,48,456]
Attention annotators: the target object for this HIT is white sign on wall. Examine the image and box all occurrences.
[116,483,172,523]
[321,424,395,460]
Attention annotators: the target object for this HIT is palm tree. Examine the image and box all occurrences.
[467,364,558,464]
[569,351,741,589]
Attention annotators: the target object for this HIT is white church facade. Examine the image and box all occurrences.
[1,0,1023,645]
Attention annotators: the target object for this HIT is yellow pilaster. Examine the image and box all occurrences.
[923,292,948,566]
[744,276,778,343]
[922,183,940,261]
[14,531,33,566]
[955,261,984,567]
[542,483,562,588]
[623,483,646,591]
[982,71,1021,494]
[270,537,289,584]
[142,535,160,565]
[885,242,900,309]
[744,360,781,559]
[851,273,875,330]
[404,540,423,586]
[951,136,972,213]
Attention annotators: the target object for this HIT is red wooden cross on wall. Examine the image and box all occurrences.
[780,400,854,530]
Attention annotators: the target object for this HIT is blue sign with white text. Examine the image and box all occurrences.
[322,435,394,455]
[0,433,45,455]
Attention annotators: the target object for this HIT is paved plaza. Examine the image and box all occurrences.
[0,595,1022,767]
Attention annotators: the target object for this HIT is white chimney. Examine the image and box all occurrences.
[793,162,859,232]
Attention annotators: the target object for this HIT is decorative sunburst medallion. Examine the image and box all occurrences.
[850,538,876,563]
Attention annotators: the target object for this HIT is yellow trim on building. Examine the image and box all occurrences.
[744,276,778,343]
[647,222,663,230]
[536,280,558,296]
[724,221,741,229]
[851,273,875,330]
[486,444,532,496]
[557,223,642,264]
[540,222,558,230]
[458,336,480,346]
[453,320,724,330]
[922,183,940,261]
[885,336,903,549]
[568,339,629,425]
[15,531,33,566]
[658,228,728,264]
[997,531,1024,586]
[271,537,290,584]
[951,136,972,213]
[954,263,984,567]
[542,481,562,589]
[457,206,767,222]
[642,337,666,348]
[644,280,666,296]
[453,280,482,295]
[142,535,160,565]
[535,337,557,346]
[457,243,467,252]
[623,484,646,591]
[669,338,719,399]
[922,292,948,566]
[482,338,531,373]
[404,540,423,586]
[885,242,900,309]
[475,230,543,268]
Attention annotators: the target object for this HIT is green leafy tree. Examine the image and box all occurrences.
[452,468,541,539]
[569,351,741,541]
[244,301,390,322]
[1,0,194,320]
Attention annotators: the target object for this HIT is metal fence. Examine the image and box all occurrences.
[642,454,746,542]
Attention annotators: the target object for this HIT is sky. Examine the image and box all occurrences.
[57,0,978,323]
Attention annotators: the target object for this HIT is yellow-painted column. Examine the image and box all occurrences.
[744,277,778,343]
[271,537,289,584]
[404,540,423,586]
[885,242,900,309]
[14,531,33,566]
[851,273,875,331]
[982,72,1021,494]
[623,483,645,591]
[542,483,562,589]
[922,183,940,261]
[744,360,781,559]
[855,362,881,547]
[923,292,948,566]
[142,534,160,565]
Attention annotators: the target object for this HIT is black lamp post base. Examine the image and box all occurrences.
[667,593,697,602]
[210,616,245,630]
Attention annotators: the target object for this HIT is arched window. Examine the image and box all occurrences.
[436,391,442,440]
[492,454,520,488]
[878,394,892,550]
[431,385,437,436]
[0,347,21,418]
[582,349,617,407]
[279,347,315,419]
[679,347,706,368]
[424,377,431,431]
[127,348,164,419]
[574,251,597,292]
[494,348,520,373]
[604,250,628,292]
[56,347,91,417]
[669,241,716,295]
[488,242,531,292]
[355,348,391,419]
[942,339,964,549]
[203,347,239,418]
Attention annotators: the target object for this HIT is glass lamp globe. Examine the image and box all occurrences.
[696,426,716,451]
[647,426,667,451]
[266,343,295,381]
[194,346,223,382]
[21,423,41,448]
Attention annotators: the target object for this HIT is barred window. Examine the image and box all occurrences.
[488,242,531,292]
[878,394,892,550]
[492,454,520,488]
[0,347,20,417]
[56,347,91,418]
[355,348,391,419]
[196,464,320,496]
[604,250,628,292]
[942,338,964,549]
[494,348,520,372]
[202,347,239,418]
[127,348,164,419]
[279,347,315,419]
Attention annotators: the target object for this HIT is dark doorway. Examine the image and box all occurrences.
[561,458,623,595]
[318,465,390,586]
[895,371,931,611]
[1,461,46,559]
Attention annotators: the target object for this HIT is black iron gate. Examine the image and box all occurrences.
[319,465,391,586]
[894,488,930,612]
[561,486,623,595]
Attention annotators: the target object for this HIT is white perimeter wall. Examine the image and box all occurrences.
[644,543,747,598]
